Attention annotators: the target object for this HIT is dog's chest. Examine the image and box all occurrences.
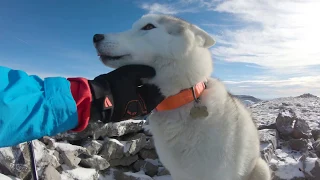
[148,99,235,178]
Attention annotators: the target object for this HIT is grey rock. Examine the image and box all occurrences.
[259,129,279,163]
[41,165,61,180]
[54,121,108,141]
[82,140,103,156]
[105,120,146,137]
[133,160,158,177]
[276,109,296,136]
[99,138,124,161]
[260,143,275,163]
[0,143,30,179]
[292,118,311,139]
[60,151,81,168]
[157,167,171,176]
[309,159,320,180]
[288,139,308,152]
[144,136,155,150]
[259,129,279,149]
[313,139,320,157]
[109,155,139,167]
[275,109,311,139]
[122,133,147,156]
[139,149,158,160]
[80,155,110,170]
[311,129,320,141]
[282,102,290,106]
[32,141,60,168]
[41,136,56,150]
[300,156,320,180]
[54,142,87,156]
[53,150,63,165]
[308,151,318,158]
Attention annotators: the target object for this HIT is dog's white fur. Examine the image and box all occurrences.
[94,14,271,180]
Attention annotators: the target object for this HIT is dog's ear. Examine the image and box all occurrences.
[191,25,216,48]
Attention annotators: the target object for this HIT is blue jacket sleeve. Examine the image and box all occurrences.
[0,66,79,147]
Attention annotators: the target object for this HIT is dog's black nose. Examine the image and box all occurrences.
[93,34,104,43]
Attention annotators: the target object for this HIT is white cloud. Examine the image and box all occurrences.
[141,3,179,14]
[223,75,320,99]
[224,75,320,88]
[140,1,202,15]
[137,1,320,98]
[212,0,320,68]
[140,0,320,68]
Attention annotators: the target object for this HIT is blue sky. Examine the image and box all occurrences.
[1,0,320,99]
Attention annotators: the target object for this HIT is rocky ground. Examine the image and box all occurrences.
[0,93,319,180]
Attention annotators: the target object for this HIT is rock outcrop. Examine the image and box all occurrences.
[1,95,320,180]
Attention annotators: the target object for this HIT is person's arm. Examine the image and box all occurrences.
[0,65,164,148]
[0,66,93,147]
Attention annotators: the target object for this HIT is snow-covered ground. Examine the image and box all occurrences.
[0,94,319,180]
[249,95,320,130]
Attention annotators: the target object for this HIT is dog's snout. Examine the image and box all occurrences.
[93,34,104,43]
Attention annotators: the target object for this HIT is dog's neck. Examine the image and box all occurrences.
[148,49,213,98]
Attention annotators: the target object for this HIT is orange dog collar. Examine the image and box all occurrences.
[155,82,207,111]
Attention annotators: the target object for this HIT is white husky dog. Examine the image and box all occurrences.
[93,14,271,180]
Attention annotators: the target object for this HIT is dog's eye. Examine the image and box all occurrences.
[141,23,156,30]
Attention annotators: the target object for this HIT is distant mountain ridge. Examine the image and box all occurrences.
[296,93,319,98]
[233,95,262,106]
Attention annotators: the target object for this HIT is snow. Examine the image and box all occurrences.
[2,94,319,180]
[0,174,21,180]
[54,141,85,153]
[120,141,131,154]
[32,140,46,162]
[269,149,305,179]
[249,96,320,130]
[92,155,105,160]
[304,157,317,173]
[61,165,98,180]
[111,120,146,136]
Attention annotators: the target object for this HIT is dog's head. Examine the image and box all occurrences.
[93,14,216,96]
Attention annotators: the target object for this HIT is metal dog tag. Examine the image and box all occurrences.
[190,105,208,119]
[189,84,208,119]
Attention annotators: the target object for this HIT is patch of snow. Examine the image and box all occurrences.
[98,173,115,180]
[269,149,304,179]
[249,96,320,130]
[120,141,131,154]
[32,141,46,162]
[92,155,105,160]
[61,166,98,180]
[281,109,294,118]
[0,174,21,180]
[304,157,317,173]
[54,142,84,152]
[109,138,124,147]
